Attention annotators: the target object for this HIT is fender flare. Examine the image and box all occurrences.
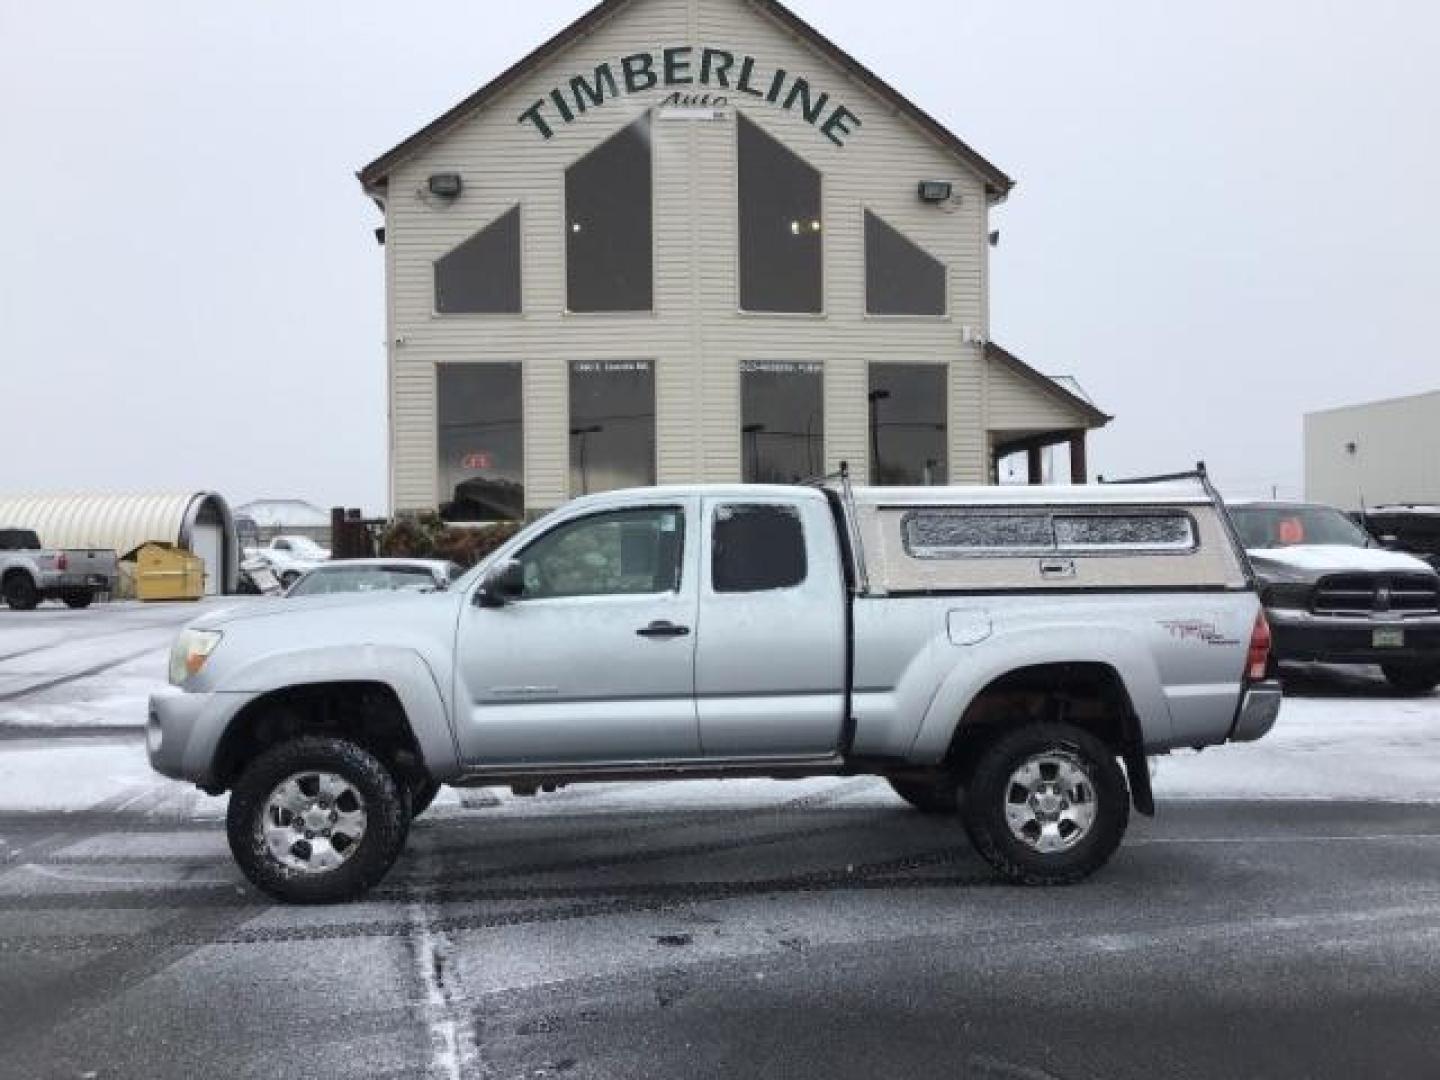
[908,624,1173,763]
[214,645,462,780]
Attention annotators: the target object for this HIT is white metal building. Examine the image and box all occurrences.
[0,492,239,595]
[359,0,1109,520]
[1305,390,1440,510]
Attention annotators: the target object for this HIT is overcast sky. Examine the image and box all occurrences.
[1,0,1437,512]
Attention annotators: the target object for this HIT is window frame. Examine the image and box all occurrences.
[709,501,810,594]
[738,359,826,484]
[866,360,950,487]
[435,360,527,522]
[734,113,826,319]
[510,505,688,601]
[861,207,950,320]
[563,113,657,317]
[899,506,1202,560]
[432,203,525,318]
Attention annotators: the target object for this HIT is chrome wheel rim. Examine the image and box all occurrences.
[1002,750,1097,853]
[260,771,368,873]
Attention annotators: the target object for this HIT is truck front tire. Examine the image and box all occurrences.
[3,574,39,611]
[226,736,410,904]
[961,721,1130,886]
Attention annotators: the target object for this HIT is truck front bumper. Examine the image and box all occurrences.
[1229,680,1283,743]
[148,687,257,788]
[1267,608,1440,665]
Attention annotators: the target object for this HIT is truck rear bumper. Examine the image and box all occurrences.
[1229,681,1283,743]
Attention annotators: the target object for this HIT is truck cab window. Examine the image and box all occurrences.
[712,504,807,593]
[516,508,683,599]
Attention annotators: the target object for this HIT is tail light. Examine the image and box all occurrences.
[1246,609,1272,682]
[56,552,68,571]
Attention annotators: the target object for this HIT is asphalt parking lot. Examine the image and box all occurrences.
[2,602,1439,1079]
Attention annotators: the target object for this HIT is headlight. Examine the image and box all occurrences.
[169,629,223,685]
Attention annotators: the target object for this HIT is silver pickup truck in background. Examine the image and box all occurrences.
[0,527,116,610]
[149,470,1280,903]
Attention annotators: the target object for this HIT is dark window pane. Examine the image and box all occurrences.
[740,361,824,483]
[517,508,684,599]
[569,360,656,495]
[868,363,947,485]
[712,504,807,593]
[1054,514,1196,551]
[566,115,652,312]
[437,364,524,522]
[738,115,822,313]
[435,206,521,313]
[865,210,945,316]
[903,512,1054,557]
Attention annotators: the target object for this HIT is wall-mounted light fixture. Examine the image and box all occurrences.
[917,180,953,203]
[427,173,463,199]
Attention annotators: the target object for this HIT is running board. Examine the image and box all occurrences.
[450,753,847,788]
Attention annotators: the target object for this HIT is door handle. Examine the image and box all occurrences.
[1039,558,1076,580]
[637,620,691,639]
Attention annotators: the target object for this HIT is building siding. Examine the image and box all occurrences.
[1305,391,1440,509]
[380,0,1081,512]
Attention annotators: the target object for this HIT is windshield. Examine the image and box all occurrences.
[287,565,437,596]
[1231,506,1371,549]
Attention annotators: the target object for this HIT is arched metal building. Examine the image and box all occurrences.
[0,492,239,595]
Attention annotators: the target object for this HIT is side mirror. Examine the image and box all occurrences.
[475,559,525,607]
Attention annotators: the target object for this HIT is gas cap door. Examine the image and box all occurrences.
[947,608,993,646]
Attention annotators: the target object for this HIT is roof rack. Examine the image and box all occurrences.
[1102,463,1254,587]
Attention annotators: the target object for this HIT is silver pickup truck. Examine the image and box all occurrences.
[149,472,1281,903]
[1,527,116,610]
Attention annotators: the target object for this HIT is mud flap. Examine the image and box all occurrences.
[1122,737,1155,817]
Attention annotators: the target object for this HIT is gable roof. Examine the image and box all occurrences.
[357,0,1013,198]
[985,342,1112,429]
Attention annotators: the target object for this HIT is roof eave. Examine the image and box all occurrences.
[985,342,1112,429]
[354,0,1014,197]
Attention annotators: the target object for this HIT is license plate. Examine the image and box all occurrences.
[1373,628,1405,649]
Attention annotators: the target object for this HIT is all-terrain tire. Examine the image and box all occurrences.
[887,775,960,814]
[227,736,409,904]
[410,779,442,818]
[2,573,39,611]
[1381,663,1440,695]
[961,721,1130,886]
[62,589,93,610]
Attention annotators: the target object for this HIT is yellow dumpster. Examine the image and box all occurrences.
[130,542,205,601]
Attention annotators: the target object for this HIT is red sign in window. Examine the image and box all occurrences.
[461,452,493,470]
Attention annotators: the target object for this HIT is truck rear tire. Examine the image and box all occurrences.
[1381,663,1440,695]
[961,721,1129,886]
[887,776,960,814]
[226,736,410,904]
[3,574,39,611]
[62,589,94,610]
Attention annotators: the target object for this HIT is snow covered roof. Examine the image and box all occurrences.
[0,492,233,557]
[234,499,330,528]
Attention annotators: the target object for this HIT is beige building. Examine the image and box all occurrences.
[1305,390,1440,510]
[358,0,1109,520]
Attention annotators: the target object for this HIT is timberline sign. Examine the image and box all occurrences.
[518,45,862,147]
